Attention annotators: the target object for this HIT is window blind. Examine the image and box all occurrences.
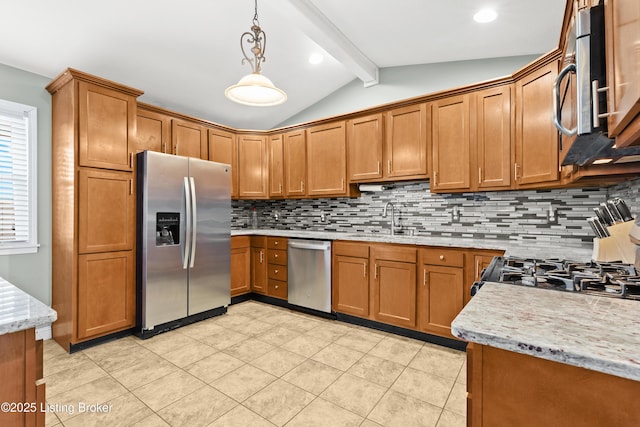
[0,107,30,245]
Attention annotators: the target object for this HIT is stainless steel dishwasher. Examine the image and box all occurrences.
[288,239,332,313]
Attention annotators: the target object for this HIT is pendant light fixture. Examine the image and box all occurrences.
[225,0,287,107]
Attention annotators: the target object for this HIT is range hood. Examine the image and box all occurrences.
[562,133,640,166]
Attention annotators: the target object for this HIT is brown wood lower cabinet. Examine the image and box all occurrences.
[250,237,267,294]
[468,343,640,427]
[371,245,417,328]
[0,328,45,427]
[331,240,504,340]
[266,237,288,300]
[332,241,370,317]
[77,250,135,340]
[231,236,251,297]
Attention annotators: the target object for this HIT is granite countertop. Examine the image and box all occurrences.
[0,278,57,336]
[231,229,594,260]
[451,282,640,381]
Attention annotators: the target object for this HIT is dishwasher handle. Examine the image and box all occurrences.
[288,240,331,251]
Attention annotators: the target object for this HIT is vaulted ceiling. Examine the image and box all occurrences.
[1,0,566,129]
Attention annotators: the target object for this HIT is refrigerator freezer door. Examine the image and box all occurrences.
[140,151,189,330]
[187,158,231,315]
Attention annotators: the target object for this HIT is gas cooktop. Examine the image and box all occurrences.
[474,256,640,300]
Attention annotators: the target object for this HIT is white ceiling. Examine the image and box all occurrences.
[1,0,566,130]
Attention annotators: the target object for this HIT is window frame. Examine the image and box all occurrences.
[0,99,38,255]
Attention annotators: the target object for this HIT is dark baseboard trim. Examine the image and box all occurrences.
[231,292,465,351]
[136,306,227,340]
[68,328,136,353]
[335,313,467,352]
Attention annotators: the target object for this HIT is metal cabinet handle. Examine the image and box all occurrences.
[274,269,279,274]
[387,160,391,175]
[301,181,305,192]
[274,241,278,246]
[423,269,427,287]
[478,168,482,184]
[374,263,378,279]
[129,179,133,195]
[274,253,278,258]
[514,163,520,181]
[440,255,445,260]
[363,262,367,277]
[129,153,134,168]
[433,171,438,186]
[553,63,577,136]
[275,284,279,289]
[377,161,381,176]
[259,250,264,263]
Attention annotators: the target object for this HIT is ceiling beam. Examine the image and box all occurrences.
[273,0,379,87]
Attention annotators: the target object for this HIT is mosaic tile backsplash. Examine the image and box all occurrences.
[232,177,640,245]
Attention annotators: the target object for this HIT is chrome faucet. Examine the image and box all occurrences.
[383,201,400,235]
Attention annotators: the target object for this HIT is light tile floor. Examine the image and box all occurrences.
[43,301,467,427]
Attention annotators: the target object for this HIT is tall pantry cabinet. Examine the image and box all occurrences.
[47,69,143,351]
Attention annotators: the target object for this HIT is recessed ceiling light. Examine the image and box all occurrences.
[309,53,324,65]
[474,9,498,23]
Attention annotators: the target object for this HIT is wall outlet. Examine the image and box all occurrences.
[320,211,327,223]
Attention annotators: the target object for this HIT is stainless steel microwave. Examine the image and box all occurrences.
[555,2,640,166]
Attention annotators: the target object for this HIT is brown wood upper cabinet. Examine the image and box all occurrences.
[269,133,284,198]
[284,130,307,197]
[172,118,208,160]
[604,0,640,145]
[78,81,137,171]
[431,94,471,191]
[208,128,238,199]
[238,134,269,199]
[136,107,171,154]
[306,121,348,196]
[476,85,513,189]
[514,61,560,186]
[347,105,429,183]
[347,113,384,181]
[385,104,429,180]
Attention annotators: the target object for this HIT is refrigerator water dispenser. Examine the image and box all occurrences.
[156,212,180,246]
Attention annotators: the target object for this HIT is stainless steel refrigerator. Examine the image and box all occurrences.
[137,151,231,338]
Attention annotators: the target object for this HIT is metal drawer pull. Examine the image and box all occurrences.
[423,270,427,287]
[274,269,279,274]
[440,255,445,260]
[274,254,278,258]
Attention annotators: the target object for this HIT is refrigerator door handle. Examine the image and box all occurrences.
[189,176,197,268]
[183,176,192,269]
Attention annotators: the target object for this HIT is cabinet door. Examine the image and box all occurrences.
[231,245,251,297]
[77,250,135,340]
[385,104,429,179]
[515,62,559,185]
[269,134,285,198]
[605,0,640,141]
[371,245,417,328]
[238,134,269,199]
[136,108,170,154]
[172,119,208,159]
[306,121,347,196]
[431,95,471,191]
[284,130,307,197]
[78,81,135,171]
[419,264,463,338]
[251,247,267,293]
[78,169,135,254]
[347,113,383,181]
[208,128,238,198]
[476,85,512,189]
[332,255,369,317]
[372,259,416,328]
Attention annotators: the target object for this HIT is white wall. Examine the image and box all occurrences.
[278,54,539,127]
[0,63,52,304]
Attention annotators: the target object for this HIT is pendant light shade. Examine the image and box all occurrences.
[225,73,287,107]
[225,0,287,107]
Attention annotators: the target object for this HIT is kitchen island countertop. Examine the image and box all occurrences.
[451,282,640,381]
[0,277,57,336]
[231,229,594,261]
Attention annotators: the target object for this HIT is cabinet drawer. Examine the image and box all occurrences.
[421,248,464,267]
[231,235,250,249]
[268,249,287,265]
[267,237,288,250]
[268,279,288,299]
[268,264,288,281]
[334,241,369,258]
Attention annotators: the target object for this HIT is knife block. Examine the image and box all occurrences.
[592,221,636,263]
